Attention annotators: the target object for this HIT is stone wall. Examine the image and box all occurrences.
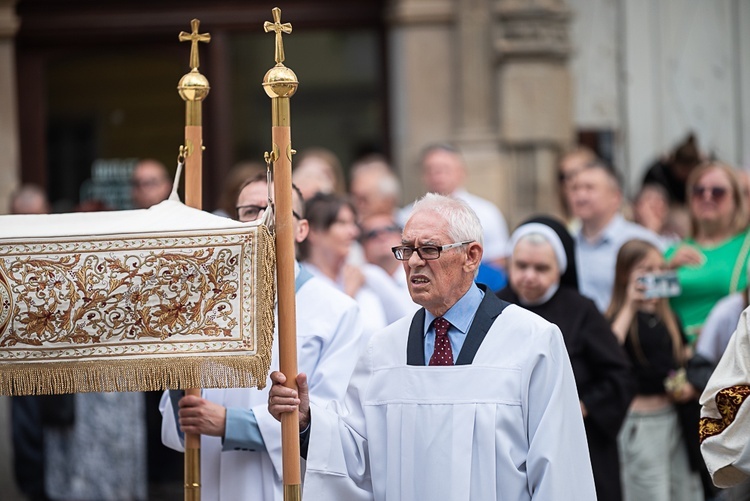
[388,0,575,227]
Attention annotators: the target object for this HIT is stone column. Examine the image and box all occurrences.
[388,0,509,215]
[0,0,19,215]
[493,0,574,223]
[388,0,574,226]
[454,0,508,221]
[386,0,456,203]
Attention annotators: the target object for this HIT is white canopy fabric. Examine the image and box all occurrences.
[0,201,276,396]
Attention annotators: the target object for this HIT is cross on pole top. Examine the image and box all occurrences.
[179,19,211,71]
[264,7,292,64]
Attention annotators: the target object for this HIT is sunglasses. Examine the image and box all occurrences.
[360,224,402,242]
[692,185,728,202]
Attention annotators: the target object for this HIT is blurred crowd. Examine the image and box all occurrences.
[4,131,750,501]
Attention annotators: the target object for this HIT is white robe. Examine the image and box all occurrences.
[700,306,750,488]
[360,263,419,325]
[160,274,363,501]
[302,304,596,501]
[303,262,388,339]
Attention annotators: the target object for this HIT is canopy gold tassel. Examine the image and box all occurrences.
[178,18,211,501]
[262,7,301,501]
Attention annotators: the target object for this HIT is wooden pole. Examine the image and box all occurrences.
[178,19,211,501]
[263,8,301,501]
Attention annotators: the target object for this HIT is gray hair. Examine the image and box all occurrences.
[410,193,483,247]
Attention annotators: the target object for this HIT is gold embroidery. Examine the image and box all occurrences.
[0,225,276,396]
[699,385,750,443]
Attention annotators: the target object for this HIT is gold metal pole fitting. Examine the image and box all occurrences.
[184,448,201,501]
[178,19,211,127]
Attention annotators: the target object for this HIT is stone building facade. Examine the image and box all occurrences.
[0,0,748,226]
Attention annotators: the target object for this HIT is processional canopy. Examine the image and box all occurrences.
[0,200,276,396]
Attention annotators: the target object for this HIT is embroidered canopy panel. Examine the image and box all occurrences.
[0,201,276,396]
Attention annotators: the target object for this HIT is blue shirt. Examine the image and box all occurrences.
[575,214,663,312]
[423,284,485,364]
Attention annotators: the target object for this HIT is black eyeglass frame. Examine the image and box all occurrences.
[391,240,474,261]
[236,204,301,222]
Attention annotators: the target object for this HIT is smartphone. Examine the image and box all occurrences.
[637,271,681,299]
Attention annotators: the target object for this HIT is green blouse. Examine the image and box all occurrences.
[665,230,750,344]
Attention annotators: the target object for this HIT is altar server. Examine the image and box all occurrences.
[269,193,596,501]
[161,174,363,501]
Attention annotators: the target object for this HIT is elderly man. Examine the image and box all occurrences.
[160,174,364,501]
[269,193,596,501]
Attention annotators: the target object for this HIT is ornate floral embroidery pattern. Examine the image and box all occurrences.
[699,385,750,443]
[0,229,270,362]
[0,218,276,396]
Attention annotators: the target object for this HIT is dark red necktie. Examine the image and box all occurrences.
[429,317,454,366]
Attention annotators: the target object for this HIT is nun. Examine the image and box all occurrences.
[497,216,635,501]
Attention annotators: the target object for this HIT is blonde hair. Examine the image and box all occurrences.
[605,239,685,365]
[686,160,748,237]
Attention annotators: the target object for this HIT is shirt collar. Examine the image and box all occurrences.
[423,283,484,337]
[603,213,627,239]
[579,213,625,245]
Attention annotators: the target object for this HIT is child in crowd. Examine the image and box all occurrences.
[606,239,704,501]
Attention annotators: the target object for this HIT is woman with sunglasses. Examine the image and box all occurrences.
[665,161,750,345]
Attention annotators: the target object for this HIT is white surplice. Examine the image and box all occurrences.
[161,273,363,501]
[303,262,388,339]
[360,263,419,325]
[700,306,750,488]
[302,304,596,501]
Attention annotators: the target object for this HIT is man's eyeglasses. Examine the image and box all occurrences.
[391,241,473,261]
[236,204,301,222]
[692,185,728,202]
[360,224,402,242]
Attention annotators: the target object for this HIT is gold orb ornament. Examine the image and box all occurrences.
[262,64,298,99]
[178,69,210,102]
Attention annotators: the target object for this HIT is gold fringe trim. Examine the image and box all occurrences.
[1,355,267,396]
[0,225,277,397]
[253,224,277,390]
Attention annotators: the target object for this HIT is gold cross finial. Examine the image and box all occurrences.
[179,19,211,70]
[264,7,292,64]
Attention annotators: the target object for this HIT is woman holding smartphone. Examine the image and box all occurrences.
[608,239,704,501]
